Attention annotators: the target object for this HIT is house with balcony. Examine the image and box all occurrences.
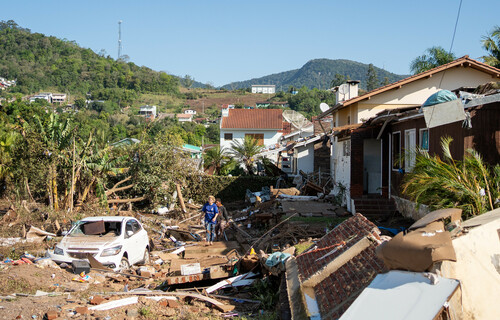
[52,93,67,103]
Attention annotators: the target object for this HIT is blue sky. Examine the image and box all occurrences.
[1,0,499,87]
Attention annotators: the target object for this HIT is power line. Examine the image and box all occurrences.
[448,0,463,54]
[439,0,463,88]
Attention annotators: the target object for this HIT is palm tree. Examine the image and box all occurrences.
[402,137,499,217]
[203,145,230,175]
[230,136,264,174]
[481,26,500,68]
[409,46,456,74]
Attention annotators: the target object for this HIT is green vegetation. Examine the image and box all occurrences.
[366,63,379,91]
[0,20,179,99]
[481,25,500,68]
[402,137,500,218]
[229,136,265,174]
[409,46,456,74]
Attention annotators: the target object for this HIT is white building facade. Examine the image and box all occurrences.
[251,85,276,94]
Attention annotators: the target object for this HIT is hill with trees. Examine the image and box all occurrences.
[222,58,408,91]
[0,20,185,98]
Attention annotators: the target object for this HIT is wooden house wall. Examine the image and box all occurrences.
[388,102,499,197]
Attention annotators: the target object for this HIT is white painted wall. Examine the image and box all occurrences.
[219,129,282,151]
[295,144,315,174]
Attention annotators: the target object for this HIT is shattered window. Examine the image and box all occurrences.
[69,221,122,237]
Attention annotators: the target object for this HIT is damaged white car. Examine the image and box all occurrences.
[48,216,150,271]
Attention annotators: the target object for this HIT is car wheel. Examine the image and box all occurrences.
[141,248,150,265]
[118,257,130,271]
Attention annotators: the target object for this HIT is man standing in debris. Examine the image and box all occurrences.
[202,195,219,245]
[215,198,229,241]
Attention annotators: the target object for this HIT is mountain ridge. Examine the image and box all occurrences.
[222,58,409,91]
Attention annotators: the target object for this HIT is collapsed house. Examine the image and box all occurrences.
[285,214,385,319]
[282,207,500,320]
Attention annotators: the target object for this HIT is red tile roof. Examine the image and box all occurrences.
[221,109,283,129]
[295,213,385,318]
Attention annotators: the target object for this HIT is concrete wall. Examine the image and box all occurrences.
[391,196,430,220]
[440,208,500,320]
[295,144,315,174]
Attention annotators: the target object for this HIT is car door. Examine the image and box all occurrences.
[123,219,141,264]
[132,219,149,254]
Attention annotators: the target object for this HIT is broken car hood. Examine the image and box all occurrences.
[59,236,120,250]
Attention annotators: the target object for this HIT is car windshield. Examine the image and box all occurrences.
[69,221,122,237]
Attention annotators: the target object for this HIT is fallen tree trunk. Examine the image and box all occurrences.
[106,176,134,196]
[107,196,146,204]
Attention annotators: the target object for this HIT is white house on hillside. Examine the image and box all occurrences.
[220,108,284,151]
[184,109,197,115]
[251,85,276,94]
[30,93,53,103]
[177,113,193,122]
[139,105,157,120]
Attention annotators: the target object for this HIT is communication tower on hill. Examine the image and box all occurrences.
[118,20,122,60]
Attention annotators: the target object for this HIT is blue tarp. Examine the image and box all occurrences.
[265,252,291,267]
[422,90,457,107]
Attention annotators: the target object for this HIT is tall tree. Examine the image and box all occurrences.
[366,64,379,91]
[409,46,456,74]
[181,75,195,88]
[330,73,349,88]
[481,26,500,68]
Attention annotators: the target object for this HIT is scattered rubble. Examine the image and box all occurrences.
[0,177,497,319]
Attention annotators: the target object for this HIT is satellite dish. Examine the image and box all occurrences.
[319,103,330,113]
[338,83,349,95]
[283,110,314,134]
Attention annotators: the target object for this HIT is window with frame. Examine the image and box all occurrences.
[392,132,401,170]
[419,128,429,151]
[245,133,264,145]
[224,133,233,141]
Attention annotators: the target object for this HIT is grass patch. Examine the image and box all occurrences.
[294,241,314,255]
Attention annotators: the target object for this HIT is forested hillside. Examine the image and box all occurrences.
[222,58,408,90]
[0,20,180,96]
